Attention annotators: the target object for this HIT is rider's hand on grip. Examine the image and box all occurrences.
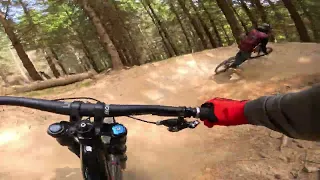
[200,98,249,128]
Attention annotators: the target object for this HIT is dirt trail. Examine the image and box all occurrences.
[0,43,320,180]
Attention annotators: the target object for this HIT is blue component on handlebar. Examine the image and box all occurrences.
[112,124,127,136]
[49,124,63,133]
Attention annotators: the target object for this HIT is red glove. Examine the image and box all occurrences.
[200,98,249,128]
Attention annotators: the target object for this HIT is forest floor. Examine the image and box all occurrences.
[0,42,320,180]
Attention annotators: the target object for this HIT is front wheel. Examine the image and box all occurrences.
[106,154,124,180]
[81,145,109,180]
[214,57,236,75]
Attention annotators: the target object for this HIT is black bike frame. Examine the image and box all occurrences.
[79,117,124,180]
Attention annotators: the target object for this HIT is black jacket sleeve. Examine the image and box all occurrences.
[244,84,320,141]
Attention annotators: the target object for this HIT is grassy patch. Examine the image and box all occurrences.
[78,79,93,88]
[21,88,55,97]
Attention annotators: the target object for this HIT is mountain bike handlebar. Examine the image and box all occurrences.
[0,96,211,180]
[0,96,210,119]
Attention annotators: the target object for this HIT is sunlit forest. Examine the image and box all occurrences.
[0,0,319,84]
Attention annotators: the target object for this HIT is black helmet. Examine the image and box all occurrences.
[258,23,272,33]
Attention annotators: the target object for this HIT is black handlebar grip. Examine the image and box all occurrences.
[0,96,71,115]
[199,107,218,123]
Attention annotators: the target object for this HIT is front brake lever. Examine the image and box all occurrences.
[156,117,200,132]
[188,120,200,129]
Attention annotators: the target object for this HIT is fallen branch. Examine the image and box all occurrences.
[12,71,95,93]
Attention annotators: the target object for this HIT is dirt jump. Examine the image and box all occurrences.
[0,43,319,180]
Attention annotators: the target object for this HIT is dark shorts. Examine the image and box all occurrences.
[230,51,252,68]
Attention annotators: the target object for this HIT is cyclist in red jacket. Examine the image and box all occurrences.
[200,84,320,141]
[229,23,272,69]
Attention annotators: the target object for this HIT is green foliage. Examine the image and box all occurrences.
[16,1,75,48]
[0,0,318,76]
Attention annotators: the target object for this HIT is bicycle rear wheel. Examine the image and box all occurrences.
[214,57,236,74]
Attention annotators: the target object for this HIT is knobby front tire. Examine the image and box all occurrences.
[81,145,109,180]
[214,56,236,75]
[106,155,124,180]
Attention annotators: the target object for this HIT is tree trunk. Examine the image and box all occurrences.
[50,47,68,75]
[39,71,52,80]
[137,24,160,61]
[43,48,61,78]
[79,57,90,72]
[64,10,97,72]
[189,0,217,48]
[42,47,62,76]
[119,48,130,66]
[98,0,139,66]
[252,0,268,23]
[78,36,100,72]
[69,45,89,73]
[177,0,208,49]
[108,34,130,66]
[57,62,68,75]
[228,0,249,33]
[168,1,193,52]
[13,71,95,93]
[144,0,179,56]
[47,47,63,76]
[282,0,311,42]
[137,23,165,60]
[0,11,42,81]
[19,0,62,77]
[199,0,223,47]
[101,18,132,67]
[239,0,258,28]
[122,46,134,66]
[216,0,244,44]
[265,0,290,40]
[78,0,123,69]
[296,0,319,41]
[112,2,141,65]
[141,2,173,57]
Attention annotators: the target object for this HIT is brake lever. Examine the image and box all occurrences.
[156,117,200,132]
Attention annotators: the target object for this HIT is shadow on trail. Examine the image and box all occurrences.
[210,71,242,84]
